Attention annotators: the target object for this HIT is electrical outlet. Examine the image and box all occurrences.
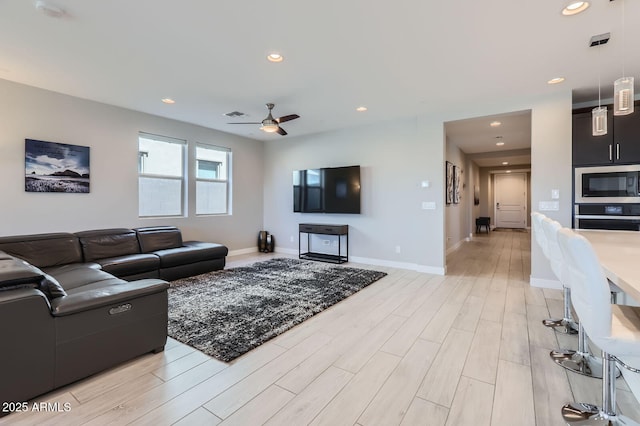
[395,245,401,253]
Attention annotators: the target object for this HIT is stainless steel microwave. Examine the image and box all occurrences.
[575,165,640,204]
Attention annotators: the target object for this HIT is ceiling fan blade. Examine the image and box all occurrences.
[276,114,300,124]
[277,127,288,136]
[227,122,262,124]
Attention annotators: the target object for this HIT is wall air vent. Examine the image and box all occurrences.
[223,111,246,117]
[589,32,610,47]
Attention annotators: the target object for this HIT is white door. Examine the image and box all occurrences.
[495,173,527,229]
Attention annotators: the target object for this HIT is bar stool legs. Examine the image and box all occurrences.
[542,286,578,335]
[561,352,639,426]
[550,323,607,378]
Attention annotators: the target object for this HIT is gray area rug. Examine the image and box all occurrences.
[167,258,387,362]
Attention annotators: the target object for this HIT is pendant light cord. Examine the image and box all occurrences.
[622,0,626,78]
[598,44,602,107]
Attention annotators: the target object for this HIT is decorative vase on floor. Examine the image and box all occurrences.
[265,234,274,252]
[258,231,267,252]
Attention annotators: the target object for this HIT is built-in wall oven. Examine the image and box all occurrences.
[574,165,640,230]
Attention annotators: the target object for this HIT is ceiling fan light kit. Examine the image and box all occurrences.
[227,103,300,136]
[260,121,280,133]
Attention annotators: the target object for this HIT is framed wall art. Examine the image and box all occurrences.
[25,139,90,193]
[453,165,462,204]
[445,161,454,204]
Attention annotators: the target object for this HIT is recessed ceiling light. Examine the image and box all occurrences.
[161,98,176,104]
[548,77,565,85]
[562,1,590,16]
[496,142,505,146]
[267,53,284,63]
[506,170,512,173]
[35,0,65,18]
[490,121,501,127]
[356,106,368,112]
[502,161,509,165]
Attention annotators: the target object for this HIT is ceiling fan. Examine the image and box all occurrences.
[228,103,300,136]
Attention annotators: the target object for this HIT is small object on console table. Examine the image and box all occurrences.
[298,223,348,264]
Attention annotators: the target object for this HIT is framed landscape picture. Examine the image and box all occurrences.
[445,161,454,204]
[25,139,90,193]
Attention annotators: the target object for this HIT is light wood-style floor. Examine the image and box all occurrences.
[4,229,640,425]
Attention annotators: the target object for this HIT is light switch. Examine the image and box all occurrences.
[551,189,560,199]
[422,201,436,210]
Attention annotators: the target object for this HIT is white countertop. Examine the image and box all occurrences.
[575,229,640,302]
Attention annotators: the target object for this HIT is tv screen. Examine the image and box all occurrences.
[293,165,361,214]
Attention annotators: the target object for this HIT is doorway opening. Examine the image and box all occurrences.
[444,110,532,270]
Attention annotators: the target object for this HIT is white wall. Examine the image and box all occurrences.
[0,79,264,252]
[530,94,573,287]
[445,142,470,252]
[263,117,445,274]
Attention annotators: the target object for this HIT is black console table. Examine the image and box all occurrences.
[299,223,348,264]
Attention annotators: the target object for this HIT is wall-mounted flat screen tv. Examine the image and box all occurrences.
[293,165,361,214]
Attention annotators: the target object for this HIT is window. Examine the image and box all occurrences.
[138,133,185,217]
[196,144,230,215]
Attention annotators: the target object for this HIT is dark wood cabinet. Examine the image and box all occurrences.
[613,102,640,164]
[573,101,640,166]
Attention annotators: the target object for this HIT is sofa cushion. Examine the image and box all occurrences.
[153,241,228,268]
[96,254,160,278]
[0,233,83,268]
[75,229,140,262]
[44,264,121,291]
[0,254,67,299]
[135,226,183,252]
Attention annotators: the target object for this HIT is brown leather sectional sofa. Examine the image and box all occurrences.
[0,226,228,414]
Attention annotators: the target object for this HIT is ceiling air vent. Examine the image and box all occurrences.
[224,111,246,117]
[589,32,610,47]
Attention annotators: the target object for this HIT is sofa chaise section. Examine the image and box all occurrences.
[135,226,228,280]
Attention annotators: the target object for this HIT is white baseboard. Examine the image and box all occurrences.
[446,240,464,255]
[529,276,562,290]
[350,256,445,275]
[227,247,259,257]
[274,247,298,256]
[270,247,445,275]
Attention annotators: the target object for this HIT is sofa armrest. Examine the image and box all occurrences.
[0,254,67,299]
[0,288,56,406]
[0,254,43,287]
[50,279,169,316]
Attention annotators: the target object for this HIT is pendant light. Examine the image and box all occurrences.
[614,0,634,116]
[592,42,607,136]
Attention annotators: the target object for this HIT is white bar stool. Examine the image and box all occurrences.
[541,217,606,378]
[531,212,577,335]
[557,228,640,426]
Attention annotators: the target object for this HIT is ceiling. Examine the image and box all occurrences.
[0,0,638,159]
[446,110,532,168]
